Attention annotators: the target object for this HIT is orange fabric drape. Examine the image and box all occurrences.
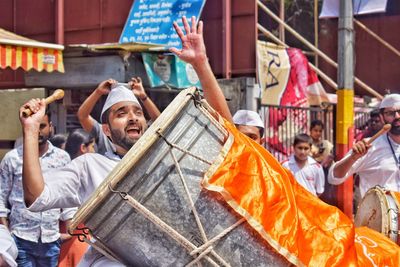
[203,119,400,266]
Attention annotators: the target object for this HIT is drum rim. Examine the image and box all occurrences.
[69,87,233,232]
[385,191,399,243]
[354,186,389,235]
[355,186,399,243]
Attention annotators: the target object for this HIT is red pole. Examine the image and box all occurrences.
[222,0,232,79]
[55,0,64,45]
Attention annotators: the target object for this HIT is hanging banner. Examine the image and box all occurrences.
[120,0,206,49]
[257,41,329,161]
[320,0,388,18]
[257,41,329,107]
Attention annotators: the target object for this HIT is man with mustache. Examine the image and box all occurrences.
[0,111,74,267]
[328,93,400,198]
[18,16,232,267]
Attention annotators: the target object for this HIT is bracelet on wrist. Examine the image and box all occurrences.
[140,95,148,102]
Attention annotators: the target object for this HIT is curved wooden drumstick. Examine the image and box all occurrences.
[22,89,65,117]
[366,124,392,145]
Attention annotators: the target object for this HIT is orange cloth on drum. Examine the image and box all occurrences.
[58,222,88,267]
[355,227,400,266]
[203,119,400,266]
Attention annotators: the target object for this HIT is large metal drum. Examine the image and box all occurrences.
[355,186,400,245]
[70,87,290,266]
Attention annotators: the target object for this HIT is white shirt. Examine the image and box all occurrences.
[29,152,120,211]
[0,143,74,243]
[281,155,325,196]
[328,134,400,198]
[28,152,123,266]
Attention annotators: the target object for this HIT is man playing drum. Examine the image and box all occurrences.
[18,16,232,267]
[328,93,400,198]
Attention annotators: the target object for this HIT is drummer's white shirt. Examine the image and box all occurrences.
[328,134,400,197]
[27,152,125,267]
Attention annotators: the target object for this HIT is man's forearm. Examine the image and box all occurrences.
[332,154,358,178]
[77,90,102,132]
[193,61,233,123]
[22,128,45,206]
[141,97,161,121]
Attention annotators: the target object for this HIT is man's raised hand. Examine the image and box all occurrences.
[19,98,46,128]
[96,78,117,95]
[169,16,207,68]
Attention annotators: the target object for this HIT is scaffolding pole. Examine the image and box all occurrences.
[336,0,354,217]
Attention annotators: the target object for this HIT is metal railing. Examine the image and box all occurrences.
[261,104,372,162]
[257,0,384,99]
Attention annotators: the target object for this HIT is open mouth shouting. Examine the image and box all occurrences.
[125,123,142,140]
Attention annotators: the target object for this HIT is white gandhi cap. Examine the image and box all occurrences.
[379,93,400,110]
[232,110,264,129]
[100,85,141,123]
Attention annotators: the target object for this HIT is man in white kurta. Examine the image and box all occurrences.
[328,134,400,198]
[19,16,234,267]
[27,86,142,267]
[30,152,125,266]
[328,93,400,198]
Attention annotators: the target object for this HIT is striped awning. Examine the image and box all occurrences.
[0,28,64,73]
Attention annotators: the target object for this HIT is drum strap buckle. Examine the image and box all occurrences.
[68,226,91,242]
[187,91,203,108]
[108,184,129,200]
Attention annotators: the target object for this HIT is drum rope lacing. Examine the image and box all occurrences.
[157,130,213,165]
[168,147,246,266]
[108,184,229,267]
[106,132,246,266]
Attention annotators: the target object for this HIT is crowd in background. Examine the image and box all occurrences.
[0,14,399,266]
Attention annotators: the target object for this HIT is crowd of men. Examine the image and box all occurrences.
[0,15,399,267]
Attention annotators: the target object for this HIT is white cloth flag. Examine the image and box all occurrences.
[320,0,388,18]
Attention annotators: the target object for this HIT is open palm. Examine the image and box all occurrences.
[170,16,207,67]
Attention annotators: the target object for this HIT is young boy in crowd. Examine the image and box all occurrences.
[281,134,325,196]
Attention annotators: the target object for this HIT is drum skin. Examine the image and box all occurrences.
[354,187,399,245]
[70,88,291,266]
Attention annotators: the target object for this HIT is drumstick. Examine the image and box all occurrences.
[366,124,392,145]
[22,89,65,117]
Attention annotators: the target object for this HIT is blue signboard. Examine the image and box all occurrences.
[119,0,206,49]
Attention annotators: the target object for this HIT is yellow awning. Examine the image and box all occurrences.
[0,28,64,73]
